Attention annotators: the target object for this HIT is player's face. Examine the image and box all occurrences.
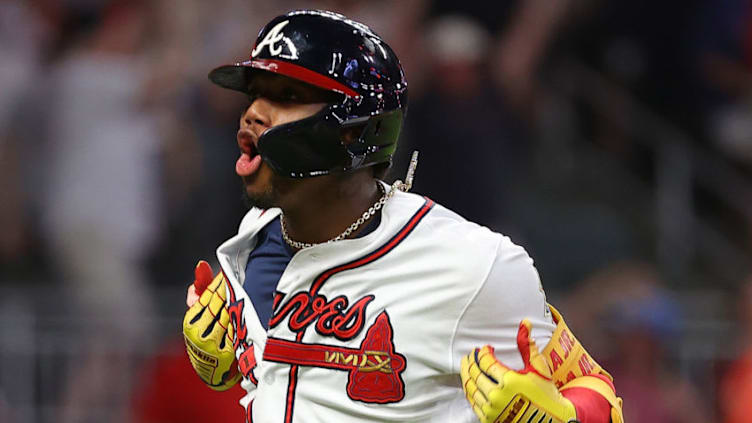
[236,73,336,209]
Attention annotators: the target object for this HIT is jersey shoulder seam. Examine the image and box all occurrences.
[447,233,503,374]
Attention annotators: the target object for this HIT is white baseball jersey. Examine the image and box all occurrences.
[216,183,556,422]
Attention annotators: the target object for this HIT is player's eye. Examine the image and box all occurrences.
[279,88,299,102]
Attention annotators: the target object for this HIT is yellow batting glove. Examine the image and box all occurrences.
[461,320,578,423]
[182,261,240,391]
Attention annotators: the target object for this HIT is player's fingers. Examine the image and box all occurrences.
[202,289,230,335]
[209,290,226,317]
[475,369,500,394]
[463,351,495,423]
[198,284,214,307]
[198,306,219,338]
[461,355,478,404]
[187,284,199,308]
[194,260,214,295]
[516,319,534,367]
[467,356,491,403]
[476,346,509,383]
[462,377,476,403]
[515,320,551,376]
[226,313,235,344]
[206,307,231,347]
[185,296,214,335]
[468,353,483,381]
[216,278,228,302]
[461,357,476,389]
[460,354,472,383]
[207,272,224,293]
[219,306,231,333]
[183,303,200,327]
[473,390,491,421]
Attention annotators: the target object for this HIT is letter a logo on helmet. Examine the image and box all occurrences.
[251,20,299,60]
[208,10,408,178]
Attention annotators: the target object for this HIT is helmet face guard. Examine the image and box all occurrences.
[258,99,404,177]
[208,10,408,178]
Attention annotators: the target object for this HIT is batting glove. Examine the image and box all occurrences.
[182,261,240,391]
[461,320,578,423]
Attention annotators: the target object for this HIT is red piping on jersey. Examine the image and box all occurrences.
[280,198,434,423]
[285,363,299,422]
[309,198,435,296]
[247,58,360,98]
[246,400,254,423]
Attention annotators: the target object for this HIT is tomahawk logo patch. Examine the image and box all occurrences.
[345,311,406,403]
[264,310,407,403]
[251,20,299,60]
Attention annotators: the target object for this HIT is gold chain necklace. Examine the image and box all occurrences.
[280,151,418,250]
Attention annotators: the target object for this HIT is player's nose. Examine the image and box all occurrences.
[242,98,272,132]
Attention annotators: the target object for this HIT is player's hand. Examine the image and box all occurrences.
[460,320,578,423]
[182,260,240,391]
[186,260,213,307]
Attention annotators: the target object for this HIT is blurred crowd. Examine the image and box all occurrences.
[2,0,752,422]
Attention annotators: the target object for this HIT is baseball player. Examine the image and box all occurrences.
[182,10,623,423]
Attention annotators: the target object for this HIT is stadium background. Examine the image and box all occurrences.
[1,0,750,421]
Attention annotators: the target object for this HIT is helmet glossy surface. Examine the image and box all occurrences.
[209,10,408,177]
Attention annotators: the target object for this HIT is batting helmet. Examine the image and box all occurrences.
[209,10,408,178]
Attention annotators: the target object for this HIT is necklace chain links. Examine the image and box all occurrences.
[280,151,419,250]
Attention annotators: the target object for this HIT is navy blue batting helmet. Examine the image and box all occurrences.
[209,10,408,177]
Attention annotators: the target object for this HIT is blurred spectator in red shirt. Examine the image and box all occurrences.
[719,277,752,423]
[131,338,244,423]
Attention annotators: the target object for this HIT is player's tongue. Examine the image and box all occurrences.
[236,153,262,177]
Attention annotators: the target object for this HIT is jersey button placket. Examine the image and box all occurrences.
[264,370,275,385]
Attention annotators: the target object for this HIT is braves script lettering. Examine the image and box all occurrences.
[227,296,247,351]
[226,282,258,384]
[270,292,375,341]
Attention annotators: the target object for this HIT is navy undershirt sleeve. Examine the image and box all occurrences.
[243,214,380,330]
[243,217,293,330]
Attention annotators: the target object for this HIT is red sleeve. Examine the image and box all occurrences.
[560,374,613,423]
